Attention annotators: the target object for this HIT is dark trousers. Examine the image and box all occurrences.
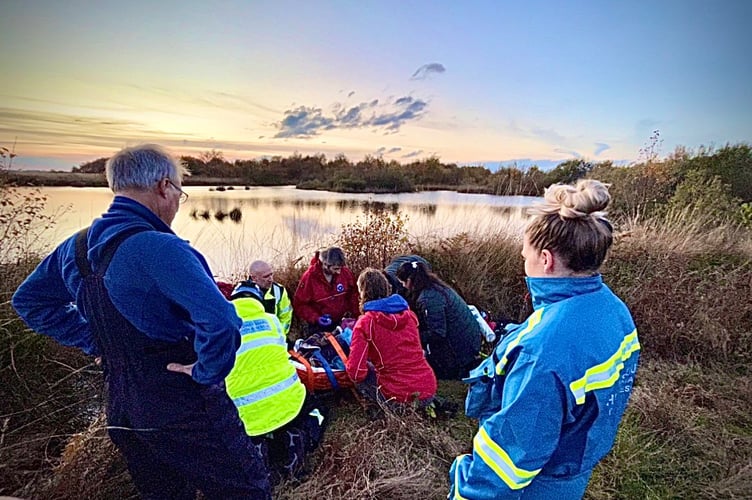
[251,395,329,483]
[109,385,271,500]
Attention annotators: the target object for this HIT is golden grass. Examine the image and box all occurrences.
[2,210,752,499]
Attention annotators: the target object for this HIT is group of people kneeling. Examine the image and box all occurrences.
[211,247,488,481]
[13,143,641,500]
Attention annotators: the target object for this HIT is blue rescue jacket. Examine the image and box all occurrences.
[450,275,640,499]
[12,196,241,385]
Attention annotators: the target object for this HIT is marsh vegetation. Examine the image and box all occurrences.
[1,141,751,498]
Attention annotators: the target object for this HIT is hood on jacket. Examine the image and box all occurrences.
[231,281,264,301]
[363,294,409,314]
[362,295,414,331]
[309,251,322,267]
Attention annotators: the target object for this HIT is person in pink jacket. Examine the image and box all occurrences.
[346,268,437,405]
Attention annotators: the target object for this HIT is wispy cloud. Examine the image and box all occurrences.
[594,142,610,156]
[0,107,185,149]
[402,150,423,159]
[553,148,582,159]
[410,63,446,80]
[375,146,402,155]
[531,127,567,143]
[0,106,380,163]
[275,95,429,138]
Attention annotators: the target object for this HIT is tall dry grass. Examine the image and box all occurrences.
[3,206,752,499]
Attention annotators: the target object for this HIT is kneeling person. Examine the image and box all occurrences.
[346,268,437,407]
[227,281,326,479]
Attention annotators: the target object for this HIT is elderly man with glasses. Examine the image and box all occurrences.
[293,246,360,334]
[12,144,270,499]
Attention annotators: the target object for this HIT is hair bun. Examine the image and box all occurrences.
[530,179,611,220]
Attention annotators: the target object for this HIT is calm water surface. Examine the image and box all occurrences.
[32,186,539,276]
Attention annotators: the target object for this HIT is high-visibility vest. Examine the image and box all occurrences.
[225,294,305,436]
[264,282,293,335]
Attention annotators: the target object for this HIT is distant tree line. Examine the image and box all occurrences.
[71,141,752,224]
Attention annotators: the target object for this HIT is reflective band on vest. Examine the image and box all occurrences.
[474,426,541,490]
[237,334,286,356]
[569,329,640,405]
[232,372,300,408]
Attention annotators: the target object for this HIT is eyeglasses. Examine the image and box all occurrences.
[166,179,189,203]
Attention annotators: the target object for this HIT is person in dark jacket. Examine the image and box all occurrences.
[396,261,482,380]
[12,144,270,499]
[384,254,431,299]
[292,247,359,333]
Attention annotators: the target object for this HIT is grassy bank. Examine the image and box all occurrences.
[1,209,750,499]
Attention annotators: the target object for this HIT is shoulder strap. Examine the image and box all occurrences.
[325,332,349,364]
[75,226,150,278]
[312,351,339,391]
[74,227,92,277]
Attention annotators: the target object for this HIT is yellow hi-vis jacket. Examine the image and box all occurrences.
[225,292,305,436]
[264,282,293,335]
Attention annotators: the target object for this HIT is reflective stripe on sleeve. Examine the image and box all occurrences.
[495,308,543,375]
[232,372,300,407]
[569,329,640,405]
[473,426,541,490]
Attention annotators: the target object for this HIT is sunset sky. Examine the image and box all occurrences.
[1,0,750,171]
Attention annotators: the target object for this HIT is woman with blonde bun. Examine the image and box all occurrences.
[450,179,641,499]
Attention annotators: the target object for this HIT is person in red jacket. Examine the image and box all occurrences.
[346,268,437,405]
[293,247,359,333]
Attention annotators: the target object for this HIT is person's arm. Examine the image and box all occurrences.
[449,352,563,499]
[149,238,241,385]
[345,317,370,383]
[276,285,293,335]
[419,289,448,340]
[11,237,97,355]
[292,274,320,324]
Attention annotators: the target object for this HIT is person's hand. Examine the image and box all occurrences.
[94,356,102,366]
[318,314,332,327]
[167,362,195,376]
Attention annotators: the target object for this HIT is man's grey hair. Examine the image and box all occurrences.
[106,144,189,193]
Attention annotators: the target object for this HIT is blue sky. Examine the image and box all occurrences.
[1,0,750,171]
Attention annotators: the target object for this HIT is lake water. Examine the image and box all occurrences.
[28,186,539,276]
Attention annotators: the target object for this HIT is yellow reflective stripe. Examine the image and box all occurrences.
[569,329,640,405]
[496,308,543,375]
[473,427,541,490]
[452,454,471,500]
